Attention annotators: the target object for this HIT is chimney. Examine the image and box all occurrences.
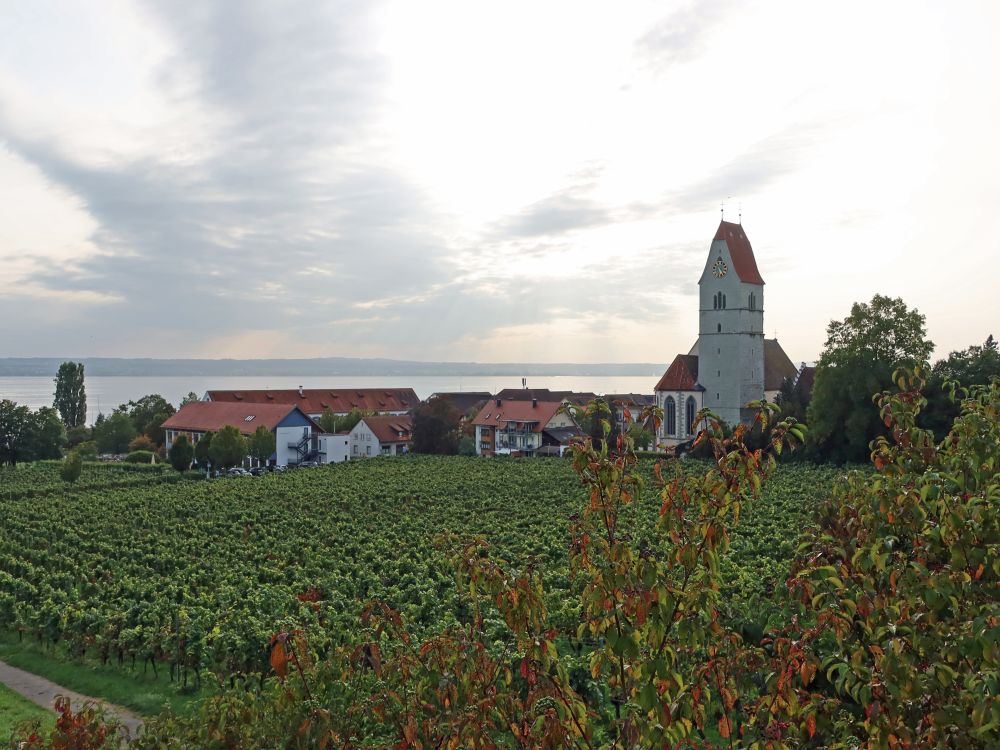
[298,385,304,397]
[495,398,501,408]
[532,398,538,408]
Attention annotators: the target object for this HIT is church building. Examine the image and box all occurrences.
[654,220,797,448]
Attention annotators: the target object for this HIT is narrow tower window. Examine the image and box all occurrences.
[717,323,722,333]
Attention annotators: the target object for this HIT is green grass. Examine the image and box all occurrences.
[0,633,206,718]
[0,682,53,742]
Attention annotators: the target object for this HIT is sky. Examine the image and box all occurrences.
[1,0,998,365]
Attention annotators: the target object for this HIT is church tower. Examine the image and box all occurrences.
[696,220,765,427]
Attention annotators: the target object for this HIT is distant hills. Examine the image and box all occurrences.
[0,357,665,378]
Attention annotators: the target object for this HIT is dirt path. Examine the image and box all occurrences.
[0,659,143,738]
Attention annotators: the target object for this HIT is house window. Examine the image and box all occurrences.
[366,445,371,456]
[686,397,697,436]
[664,396,676,436]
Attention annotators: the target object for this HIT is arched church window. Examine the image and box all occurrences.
[686,397,697,435]
[722,294,727,309]
[664,397,676,436]
[713,294,718,310]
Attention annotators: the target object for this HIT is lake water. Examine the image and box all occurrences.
[0,375,660,425]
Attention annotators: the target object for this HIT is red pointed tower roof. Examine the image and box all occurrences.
[714,221,764,285]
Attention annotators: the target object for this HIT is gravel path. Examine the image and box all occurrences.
[0,659,143,738]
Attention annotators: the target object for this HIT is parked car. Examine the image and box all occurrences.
[298,460,320,468]
[227,467,251,477]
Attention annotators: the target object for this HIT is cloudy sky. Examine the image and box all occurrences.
[1,0,997,365]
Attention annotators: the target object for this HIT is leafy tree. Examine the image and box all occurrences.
[788,369,999,746]
[168,434,194,473]
[411,398,461,454]
[75,440,98,461]
[180,391,201,406]
[0,399,30,466]
[457,435,476,456]
[808,295,933,462]
[317,408,366,434]
[317,408,339,433]
[776,374,809,423]
[0,401,64,464]
[23,407,66,461]
[118,394,175,445]
[65,424,91,449]
[209,425,247,469]
[921,334,1000,439]
[53,361,87,428]
[60,450,82,483]
[626,421,653,450]
[194,431,213,465]
[932,333,1000,385]
[128,435,157,453]
[92,412,136,454]
[249,425,276,464]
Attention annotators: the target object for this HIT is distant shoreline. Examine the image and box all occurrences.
[0,357,665,378]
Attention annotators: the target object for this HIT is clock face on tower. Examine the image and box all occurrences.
[712,258,728,278]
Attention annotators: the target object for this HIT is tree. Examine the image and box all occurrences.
[23,407,66,461]
[92,412,136,454]
[318,408,365,434]
[194,431,213,465]
[180,391,201,406]
[317,408,339,434]
[921,335,1000,439]
[457,435,476,456]
[118,394,176,445]
[411,398,461,454]
[0,401,64,464]
[0,400,30,467]
[53,361,87,428]
[209,425,247,469]
[168,434,194,472]
[932,333,1000,385]
[788,369,999,745]
[128,435,157,453]
[249,425,276,465]
[808,295,933,462]
[60,451,82,483]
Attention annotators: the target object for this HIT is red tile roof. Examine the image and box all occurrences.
[472,398,565,433]
[360,415,413,444]
[714,221,765,285]
[161,402,317,435]
[654,354,701,391]
[205,388,419,415]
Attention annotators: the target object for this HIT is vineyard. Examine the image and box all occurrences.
[0,456,840,692]
[0,461,179,501]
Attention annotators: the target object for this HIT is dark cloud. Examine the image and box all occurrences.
[0,0,467,353]
[496,181,614,238]
[666,123,824,212]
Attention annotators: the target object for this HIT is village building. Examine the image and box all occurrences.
[349,415,413,458]
[654,221,797,448]
[471,397,579,457]
[161,401,322,466]
[203,387,419,420]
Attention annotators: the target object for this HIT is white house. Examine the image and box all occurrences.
[161,401,322,466]
[318,433,350,463]
[349,415,413,458]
